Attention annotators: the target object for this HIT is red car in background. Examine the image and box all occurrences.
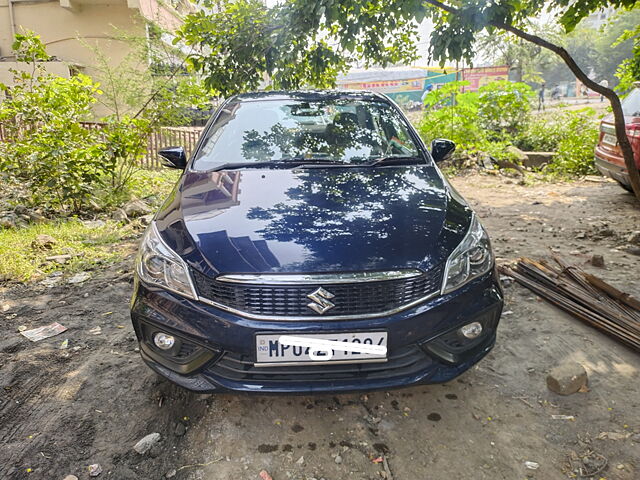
[595,84,640,191]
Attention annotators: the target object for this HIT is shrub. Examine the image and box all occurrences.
[546,109,599,176]
[419,79,598,177]
[419,81,486,147]
[476,81,534,135]
[514,114,564,151]
[0,31,156,214]
[0,71,108,212]
[514,108,599,176]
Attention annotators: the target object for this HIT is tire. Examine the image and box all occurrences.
[617,181,633,192]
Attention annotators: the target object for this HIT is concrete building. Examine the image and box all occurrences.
[0,0,191,114]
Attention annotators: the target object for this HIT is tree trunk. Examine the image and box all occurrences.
[423,0,640,201]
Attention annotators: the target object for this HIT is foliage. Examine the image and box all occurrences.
[0,31,170,215]
[0,61,107,212]
[175,0,638,96]
[614,22,640,92]
[538,9,640,89]
[420,81,485,148]
[84,25,212,126]
[419,80,598,177]
[477,81,534,134]
[419,81,533,155]
[476,25,561,83]
[12,31,50,63]
[513,108,599,176]
[541,109,599,176]
[177,0,422,96]
[101,115,152,196]
[514,115,565,152]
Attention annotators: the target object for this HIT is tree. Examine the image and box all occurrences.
[477,24,561,83]
[178,0,640,200]
[614,23,640,91]
[537,9,640,88]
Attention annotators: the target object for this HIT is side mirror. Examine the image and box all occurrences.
[430,139,456,163]
[158,146,187,170]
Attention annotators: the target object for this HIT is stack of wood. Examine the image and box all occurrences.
[499,256,640,353]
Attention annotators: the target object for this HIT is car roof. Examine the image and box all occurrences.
[231,90,390,103]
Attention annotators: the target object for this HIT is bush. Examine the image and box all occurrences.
[419,80,534,148]
[547,109,599,176]
[0,31,155,214]
[419,81,486,147]
[514,114,564,151]
[419,79,598,177]
[477,81,534,135]
[0,71,108,212]
[514,108,599,176]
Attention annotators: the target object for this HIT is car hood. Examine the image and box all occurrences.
[155,166,472,276]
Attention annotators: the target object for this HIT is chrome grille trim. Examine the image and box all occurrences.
[197,290,440,321]
[192,267,443,321]
[216,270,423,284]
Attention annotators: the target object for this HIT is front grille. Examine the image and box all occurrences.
[191,266,443,318]
[207,345,431,383]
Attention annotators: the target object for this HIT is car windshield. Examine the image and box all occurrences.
[191,98,421,171]
[622,88,640,117]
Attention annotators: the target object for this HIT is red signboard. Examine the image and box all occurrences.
[462,66,510,91]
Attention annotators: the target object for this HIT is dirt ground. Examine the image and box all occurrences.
[1,173,639,480]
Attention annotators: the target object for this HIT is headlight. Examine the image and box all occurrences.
[136,222,197,299]
[441,215,493,294]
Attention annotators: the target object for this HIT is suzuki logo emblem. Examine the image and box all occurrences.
[306,287,336,314]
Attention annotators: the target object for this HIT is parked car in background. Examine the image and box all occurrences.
[130,90,503,394]
[595,83,640,191]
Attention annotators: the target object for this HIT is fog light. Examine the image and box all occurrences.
[153,332,175,350]
[459,322,483,339]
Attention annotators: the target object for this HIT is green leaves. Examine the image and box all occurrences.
[177,0,422,95]
[12,31,50,63]
[0,33,153,214]
[614,23,640,92]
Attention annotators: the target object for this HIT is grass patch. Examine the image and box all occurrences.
[0,168,181,283]
[0,219,141,282]
[128,169,181,200]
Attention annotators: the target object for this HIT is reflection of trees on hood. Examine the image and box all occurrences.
[246,168,469,270]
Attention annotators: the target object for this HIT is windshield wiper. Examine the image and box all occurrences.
[364,155,424,167]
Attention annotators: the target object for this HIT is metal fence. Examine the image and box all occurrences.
[0,122,205,170]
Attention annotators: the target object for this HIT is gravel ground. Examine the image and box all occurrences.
[1,173,639,480]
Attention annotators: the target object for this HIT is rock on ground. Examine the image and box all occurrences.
[32,234,57,249]
[123,199,152,218]
[133,432,161,455]
[627,231,640,245]
[112,208,129,223]
[590,254,605,267]
[88,464,102,477]
[546,362,588,395]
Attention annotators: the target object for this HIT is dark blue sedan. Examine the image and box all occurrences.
[130,90,503,394]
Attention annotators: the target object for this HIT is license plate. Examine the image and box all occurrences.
[603,133,617,146]
[255,332,387,365]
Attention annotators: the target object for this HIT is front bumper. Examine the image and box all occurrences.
[130,271,503,394]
